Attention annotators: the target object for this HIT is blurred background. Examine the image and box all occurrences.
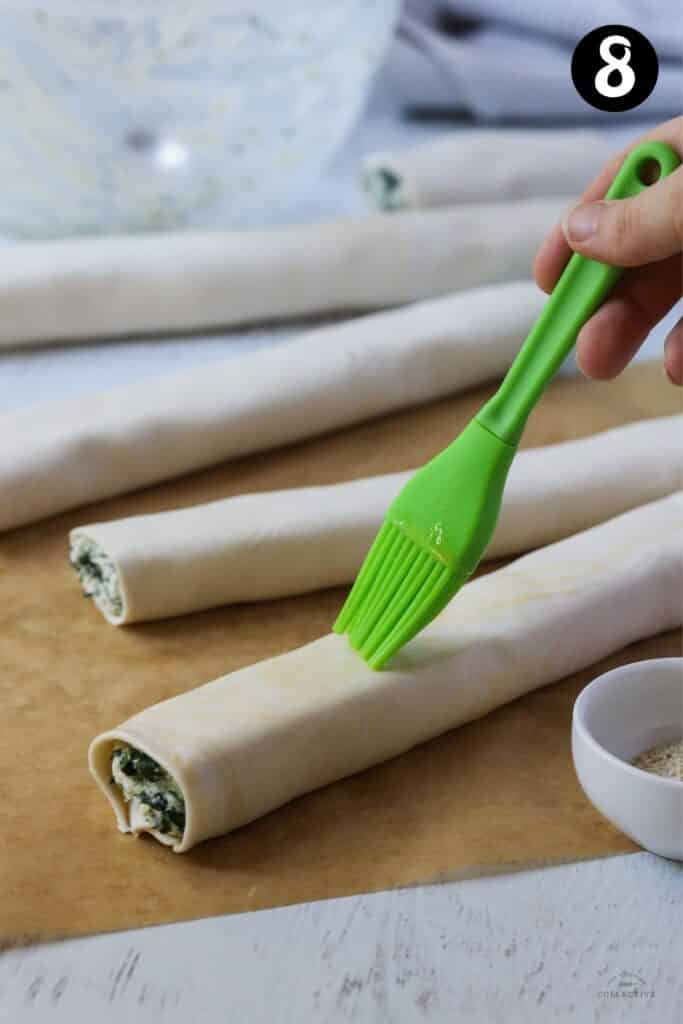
[0,0,680,237]
[1,0,681,410]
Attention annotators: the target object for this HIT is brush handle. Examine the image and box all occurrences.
[477,140,681,447]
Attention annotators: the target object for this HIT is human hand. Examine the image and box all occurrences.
[534,116,683,384]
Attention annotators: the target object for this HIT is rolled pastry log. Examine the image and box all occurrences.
[362,130,614,211]
[71,415,683,624]
[1,281,545,532]
[89,493,683,852]
[0,198,563,349]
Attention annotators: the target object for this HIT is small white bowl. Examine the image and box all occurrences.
[572,658,683,860]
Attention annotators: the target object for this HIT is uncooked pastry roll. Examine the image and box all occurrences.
[89,493,683,852]
[362,130,613,211]
[71,415,683,624]
[0,198,563,349]
[1,281,544,532]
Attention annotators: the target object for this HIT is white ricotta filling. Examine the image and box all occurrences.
[70,534,124,620]
[111,745,185,842]
[361,164,409,211]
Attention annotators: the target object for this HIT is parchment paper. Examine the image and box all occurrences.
[1,361,680,945]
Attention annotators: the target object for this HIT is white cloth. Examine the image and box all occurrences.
[362,129,616,210]
[89,492,683,852]
[0,281,546,531]
[386,1,683,120]
[72,415,683,623]
[0,198,562,349]
[444,1,683,61]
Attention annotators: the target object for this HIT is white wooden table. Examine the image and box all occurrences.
[2,854,681,1022]
[1,93,681,1023]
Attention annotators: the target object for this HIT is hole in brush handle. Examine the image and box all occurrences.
[636,156,662,186]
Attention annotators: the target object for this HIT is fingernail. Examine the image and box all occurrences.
[664,329,683,385]
[562,202,606,244]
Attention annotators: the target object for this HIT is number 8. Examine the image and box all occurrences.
[595,34,636,98]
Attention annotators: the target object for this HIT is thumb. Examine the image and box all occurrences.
[562,165,683,267]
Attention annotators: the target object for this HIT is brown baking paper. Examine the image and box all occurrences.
[1,361,680,945]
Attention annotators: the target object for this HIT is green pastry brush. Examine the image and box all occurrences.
[334,140,680,670]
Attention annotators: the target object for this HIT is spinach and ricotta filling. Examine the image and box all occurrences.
[111,745,186,840]
[361,165,408,211]
[69,535,123,619]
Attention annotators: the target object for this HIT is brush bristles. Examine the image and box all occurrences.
[333,521,449,669]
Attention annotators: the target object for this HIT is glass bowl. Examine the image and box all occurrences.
[0,0,398,238]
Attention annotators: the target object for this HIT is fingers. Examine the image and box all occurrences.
[534,152,625,291]
[575,255,682,379]
[562,167,683,266]
[533,221,571,293]
[664,318,683,385]
[534,115,683,292]
[535,118,683,385]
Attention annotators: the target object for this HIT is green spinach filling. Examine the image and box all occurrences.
[362,165,407,211]
[69,535,123,619]
[111,745,185,840]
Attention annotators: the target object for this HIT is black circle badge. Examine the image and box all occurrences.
[571,25,659,113]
